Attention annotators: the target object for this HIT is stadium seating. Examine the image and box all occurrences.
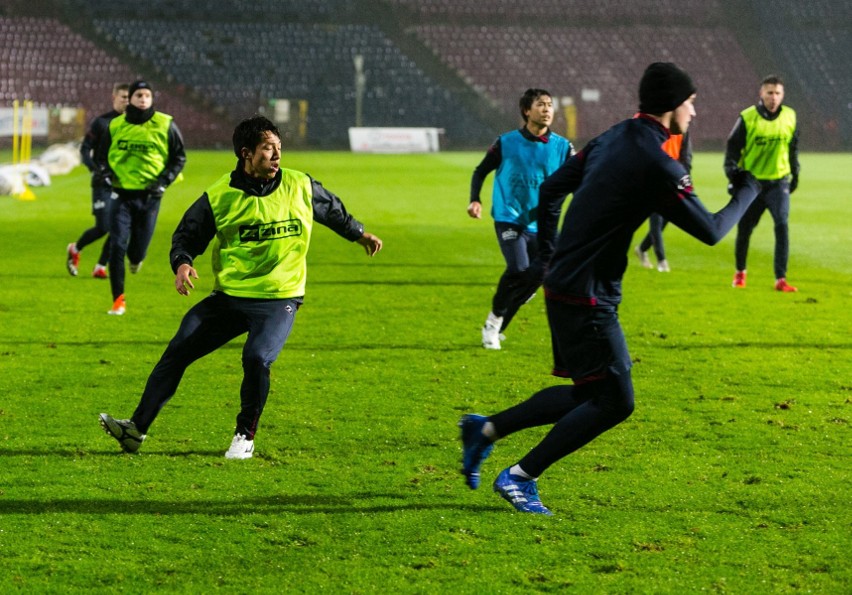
[89,18,497,148]
[386,0,725,25]
[412,24,757,145]
[0,16,226,147]
[752,1,852,149]
[3,0,849,149]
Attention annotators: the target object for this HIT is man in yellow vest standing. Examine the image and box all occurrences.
[98,115,382,460]
[98,80,187,315]
[726,75,800,292]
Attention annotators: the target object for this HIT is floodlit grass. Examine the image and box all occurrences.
[0,150,849,593]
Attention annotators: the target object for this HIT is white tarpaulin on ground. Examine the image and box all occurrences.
[348,127,441,153]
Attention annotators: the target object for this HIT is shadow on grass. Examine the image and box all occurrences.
[310,280,495,287]
[0,448,242,458]
[0,494,507,515]
[0,340,474,351]
[660,342,852,350]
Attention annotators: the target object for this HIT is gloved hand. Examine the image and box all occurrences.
[728,169,758,195]
[146,182,166,199]
[789,174,798,194]
[93,167,112,187]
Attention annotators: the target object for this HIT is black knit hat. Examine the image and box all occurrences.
[128,80,153,97]
[638,63,696,115]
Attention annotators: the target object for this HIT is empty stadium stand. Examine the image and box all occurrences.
[752,1,852,150]
[411,24,758,145]
[1,0,849,149]
[0,16,226,147]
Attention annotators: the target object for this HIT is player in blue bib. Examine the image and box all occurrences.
[468,89,573,350]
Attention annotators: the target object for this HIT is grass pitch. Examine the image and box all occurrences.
[0,150,849,593]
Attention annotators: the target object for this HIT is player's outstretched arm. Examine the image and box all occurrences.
[664,170,760,246]
[356,232,383,257]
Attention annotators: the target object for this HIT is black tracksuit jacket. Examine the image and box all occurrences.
[538,115,760,307]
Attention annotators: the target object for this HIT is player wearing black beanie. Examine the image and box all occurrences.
[95,78,186,315]
[639,62,697,115]
[459,63,762,516]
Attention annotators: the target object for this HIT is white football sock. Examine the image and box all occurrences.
[510,464,535,480]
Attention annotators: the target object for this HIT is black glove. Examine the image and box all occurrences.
[146,183,166,200]
[93,167,112,187]
[789,174,798,194]
[728,169,758,195]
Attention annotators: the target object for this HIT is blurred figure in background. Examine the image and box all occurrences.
[96,80,186,314]
[726,75,800,292]
[468,88,573,350]
[66,82,129,279]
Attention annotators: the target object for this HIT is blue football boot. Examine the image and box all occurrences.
[459,413,494,489]
[493,467,553,515]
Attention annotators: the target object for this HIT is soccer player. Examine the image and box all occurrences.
[634,130,692,272]
[459,63,761,514]
[468,89,573,350]
[726,75,800,292]
[98,115,383,459]
[66,83,129,279]
[96,80,187,315]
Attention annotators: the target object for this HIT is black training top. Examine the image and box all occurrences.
[538,115,760,308]
[80,109,121,185]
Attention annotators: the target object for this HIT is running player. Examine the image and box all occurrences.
[468,89,573,350]
[99,115,383,459]
[66,83,129,279]
[459,63,761,514]
[96,80,186,315]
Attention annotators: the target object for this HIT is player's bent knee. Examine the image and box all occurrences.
[242,356,273,374]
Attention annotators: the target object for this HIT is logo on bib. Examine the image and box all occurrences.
[239,219,303,242]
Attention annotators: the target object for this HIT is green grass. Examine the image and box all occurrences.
[0,150,849,593]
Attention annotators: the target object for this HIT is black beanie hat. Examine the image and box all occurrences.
[129,80,153,97]
[638,63,696,115]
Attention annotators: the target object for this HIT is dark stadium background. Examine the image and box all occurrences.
[1,0,850,151]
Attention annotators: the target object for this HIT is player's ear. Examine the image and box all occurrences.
[240,147,252,160]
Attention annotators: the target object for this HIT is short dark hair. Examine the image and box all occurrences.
[232,115,281,158]
[519,88,552,122]
[761,75,784,87]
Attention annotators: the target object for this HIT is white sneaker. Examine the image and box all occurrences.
[129,261,143,274]
[634,246,652,269]
[482,324,502,350]
[225,433,254,459]
[657,259,670,272]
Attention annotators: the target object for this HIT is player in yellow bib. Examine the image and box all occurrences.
[725,75,800,292]
[97,80,187,314]
[99,115,383,459]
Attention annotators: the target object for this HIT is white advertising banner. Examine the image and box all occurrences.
[348,127,441,153]
[0,107,50,137]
